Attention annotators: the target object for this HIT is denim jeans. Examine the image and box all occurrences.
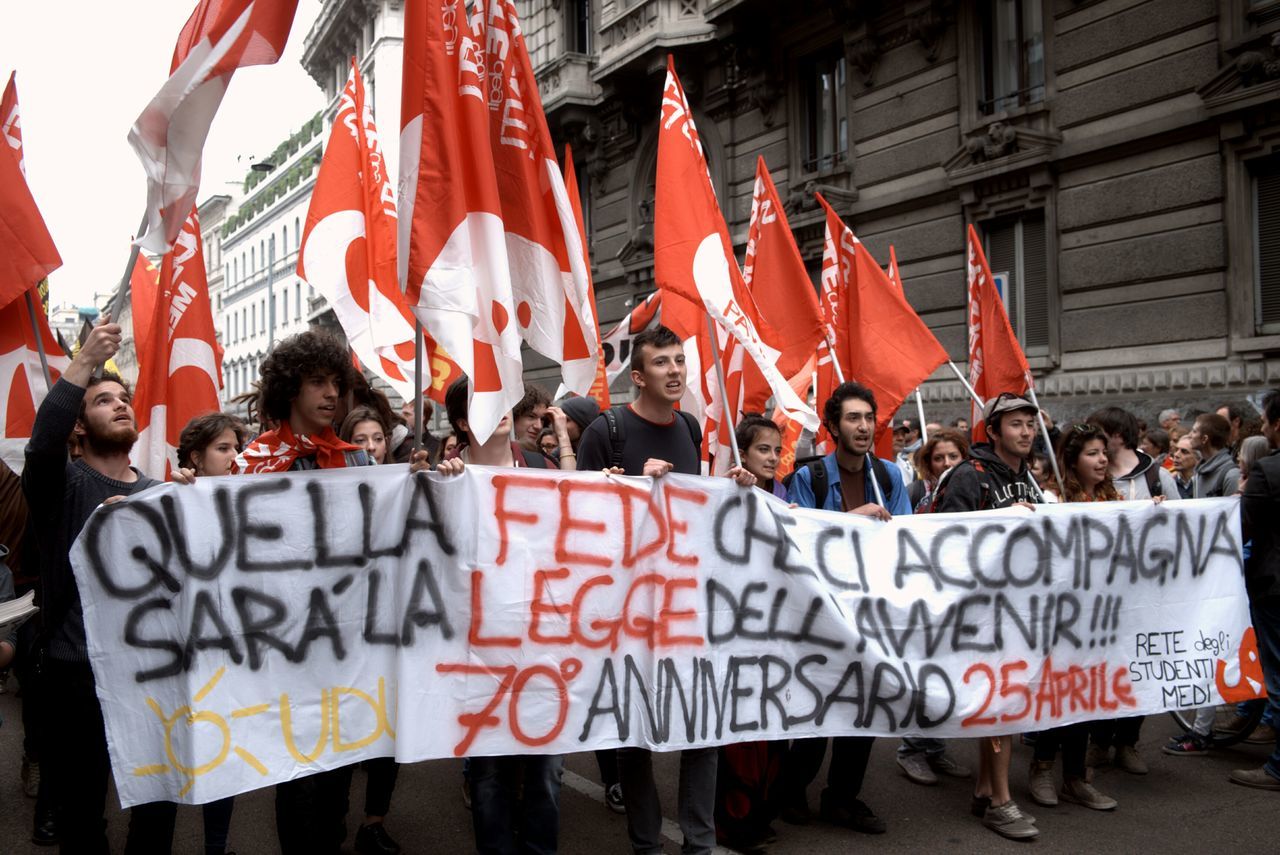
[1250,598,1280,780]
[618,746,716,855]
[469,754,563,855]
[897,737,945,758]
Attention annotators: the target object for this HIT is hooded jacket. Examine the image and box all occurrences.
[1194,448,1241,498]
[934,443,1041,512]
[1113,448,1181,501]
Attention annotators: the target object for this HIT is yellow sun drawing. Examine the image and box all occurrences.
[132,667,269,797]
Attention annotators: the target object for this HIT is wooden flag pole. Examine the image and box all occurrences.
[705,314,742,470]
[23,289,53,390]
[412,321,424,455]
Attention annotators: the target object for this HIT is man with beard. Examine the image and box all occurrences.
[22,318,190,852]
[779,382,911,837]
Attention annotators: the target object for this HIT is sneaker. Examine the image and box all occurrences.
[21,756,40,799]
[1247,724,1278,745]
[819,794,886,834]
[354,822,401,855]
[605,782,625,814]
[928,753,972,779]
[1028,760,1058,806]
[1060,777,1117,810]
[982,800,1039,840]
[1085,743,1111,769]
[897,751,938,785]
[1163,733,1211,756]
[1229,766,1280,790]
[1114,744,1148,775]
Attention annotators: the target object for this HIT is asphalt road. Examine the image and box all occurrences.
[0,677,1275,854]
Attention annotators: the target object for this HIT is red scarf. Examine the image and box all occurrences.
[234,423,360,474]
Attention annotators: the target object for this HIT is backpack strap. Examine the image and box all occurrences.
[603,407,626,470]
[520,449,549,469]
[1144,464,1162,498]
[869,456,893,505]
[675,409,702,452]
[808,460,828,509]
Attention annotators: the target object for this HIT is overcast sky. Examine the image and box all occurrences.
[2,1,324,309]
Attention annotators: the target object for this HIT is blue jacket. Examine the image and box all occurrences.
[786,451,912,516]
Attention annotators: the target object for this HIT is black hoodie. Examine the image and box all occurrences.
[934,443,1041,512]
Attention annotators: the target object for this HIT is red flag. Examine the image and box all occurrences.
[740,157,824,412]
[966,224,1031,441]
[398,0,598,442]
[3,72,24,173]
[299,59,422,402]
[654,57,815,435]
[132,212,224,479]
[819,199,948,458]
[600,291,661,388]
[128,254,162,374]
[0,74,61,312]
[771,356,814,480]
[887,245,902,290]
[565,145,609,408]
[130,0,300,253]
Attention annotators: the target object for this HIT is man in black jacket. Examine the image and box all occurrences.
[1231,388,1280,790]
[934,392,1041,840]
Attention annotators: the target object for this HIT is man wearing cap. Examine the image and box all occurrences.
[894,418,922,484]
[933,392,1043,841]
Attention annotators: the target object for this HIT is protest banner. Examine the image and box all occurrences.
[70,466,1256,807]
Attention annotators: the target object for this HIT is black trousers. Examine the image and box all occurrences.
[363,757,400,817]
[779,736,874,807]
[1090,715,1144,748]
[124,798,235,855]
[1034,724,1089,779]
[275,766,356,855]
[44,659,110,855]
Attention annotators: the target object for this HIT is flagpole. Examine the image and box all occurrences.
[1024,377,1065,496]
[914,389,927,443]
[412,321,424,455]
[946,360,983,408]
[97,210,151,378]
[23,289,53,390]
[820,337,846,384]
[705,314,742,470]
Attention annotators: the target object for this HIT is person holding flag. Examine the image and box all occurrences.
[779,381,910,836]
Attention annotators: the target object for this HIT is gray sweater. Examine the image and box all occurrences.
[1194,448,1241,499]
[22,379,159,664]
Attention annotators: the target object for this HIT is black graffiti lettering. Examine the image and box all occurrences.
[786,654,827,728]
[930,524,976,590]
[705,579,843,650]
[757,655,792,730]
[232,587,296,669]
[360,482,405,559]
[124,598,183,682]
[182,589,244,672]
[864,661,906,731]
[400,559,454,644]
[994,592,1038,651]
[160,489,234,581]
[967,524,1007,589]
[84,500,179,599]
[1138,512,1173,584]
[817,661,863,727]
[712,492,816,578]
[363,570,400,646]
[1206,510,1243,575]
[1051,592,1082,650]
[401,471,456,556]
[236,479,311,572]
[656,658,698,743]
[894,529,943,591]
[295,588,346,662]
[1106,517,1137,586]
[914,664,956,728]
[309,481,367,568]
[814,526,865,592]
[952,593,996,653]
[728,656,760,733]
[698,657,733,741]
[1043,517,1085,590]
[579,658,624,741]
[874,597,956,659]
[1081,517,1114,592]
[1003,524,1049,588]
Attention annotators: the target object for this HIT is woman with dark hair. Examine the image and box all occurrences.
[177,413,247,475]
[1028,423,1120,813]
[907,428,969,512]
[734,414,787,497]
[340,406,390,466]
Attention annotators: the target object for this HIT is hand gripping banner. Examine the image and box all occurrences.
[70,467,1256,807]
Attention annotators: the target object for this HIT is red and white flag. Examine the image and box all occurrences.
[0,73,61,312]
[398,0,598,443]
[887,244,902,290]
[564,145,609,408]
[0,73,68,471]
[600,290,661,388]
[130,0,299,254]
[132,211,224,479]
[299,59,420,402]
[741,157,824,413]
[654,56,816,437]
[966,224,1031,441]
[819,198,948,458]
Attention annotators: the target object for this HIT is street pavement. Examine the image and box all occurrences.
[1,677,1275,854]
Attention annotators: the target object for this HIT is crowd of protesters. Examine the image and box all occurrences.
[2,316,1278,854]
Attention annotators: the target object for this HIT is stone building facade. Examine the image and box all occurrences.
[521,0,1280,422]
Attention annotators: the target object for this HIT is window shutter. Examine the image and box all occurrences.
[1022,212,1049,349]
[986,218,1018,336]
[1257,169,1280,329]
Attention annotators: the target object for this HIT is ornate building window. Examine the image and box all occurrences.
[978,0,1044,116]
[979,210,1050,355]
[565,0,591,53]
[801,49,847,174]
[1254,159,1280,334]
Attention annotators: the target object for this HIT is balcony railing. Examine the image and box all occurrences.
[595,0,714,80]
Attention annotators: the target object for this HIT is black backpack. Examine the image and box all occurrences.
[1143,464,1163,498]
[601,406,701,470]
[782,453,893,509]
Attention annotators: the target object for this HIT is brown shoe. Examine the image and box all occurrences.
[1247,724,1278,745]
[1230,766,1280,790]
[1115,745,1149,775]
[1060,777,1117,811]
[1028,760,1058,806]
